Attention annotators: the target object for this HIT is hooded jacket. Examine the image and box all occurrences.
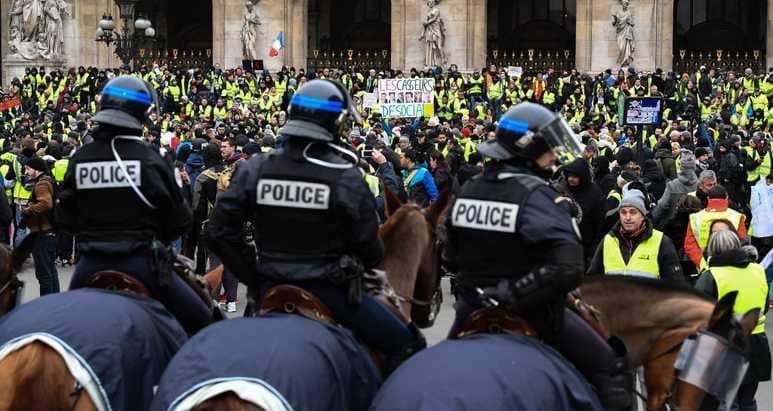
[563,158,605,263]
[652,153,699,228]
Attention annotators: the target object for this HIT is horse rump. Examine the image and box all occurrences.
[0,341,96,411]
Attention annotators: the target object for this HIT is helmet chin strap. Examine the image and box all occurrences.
[302,141,357,170]
[112,135,157,209]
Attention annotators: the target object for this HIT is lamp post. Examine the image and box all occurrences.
[95,0,156,67]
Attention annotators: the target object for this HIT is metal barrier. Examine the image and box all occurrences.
[487,49,576,72]
[307,49,391,72]
[134,48,213,68]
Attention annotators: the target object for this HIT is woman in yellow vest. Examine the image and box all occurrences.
[695,230,771,410]
[587,185,686,283]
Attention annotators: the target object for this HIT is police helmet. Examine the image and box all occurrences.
[281,79,362,141]
[93,75,159,131]
[478,102,583,165]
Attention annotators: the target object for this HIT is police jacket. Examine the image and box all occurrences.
[56,129,192,244]
[443,162,584,289]
[587,219,686,284]
[206,137,384,288]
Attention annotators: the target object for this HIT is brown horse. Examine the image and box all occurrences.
[0,242,217,411]
[580,276,759,411]
[379,188,449,324]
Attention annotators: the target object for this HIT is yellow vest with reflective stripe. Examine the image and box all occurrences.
[12,158,32,203]
[603,230,663,278]
[711,264,768,334]
[468,77,483,95]
[689,209,743,249]
[364,173,380,197]
[53,158,69,183]
[746,148,771,183]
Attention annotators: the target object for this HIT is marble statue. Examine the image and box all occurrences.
[8,0,70,60]
[612,0,635,67]
[419,0,447,68]
[241,0,261,60]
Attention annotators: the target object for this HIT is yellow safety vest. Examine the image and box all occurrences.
[689,209,744,249]
[213,106,228,121]
[746,148,771,183]
[602,230,663,278]
[364,173,380,197]
[12,158,32,204]
[711,264,768,334]
[468,77,483,95]
[53,158,69,183]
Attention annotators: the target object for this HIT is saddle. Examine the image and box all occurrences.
[81,255,219,315]
[259,284,409,326]
[83,271,151,298]
[455,307,538,339]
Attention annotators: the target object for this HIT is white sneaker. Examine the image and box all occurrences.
[226,302,237,313]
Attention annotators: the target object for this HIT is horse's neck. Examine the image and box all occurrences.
[582,284,714,366]
[379,210,430,302]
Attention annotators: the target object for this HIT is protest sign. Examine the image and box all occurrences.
[507,66,523,78]
[377,78,434,118]
[362,93,377,108]
[623,97,663,126]
[0,97,21,112]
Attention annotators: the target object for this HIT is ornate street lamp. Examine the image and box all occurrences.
[95,0,156,67]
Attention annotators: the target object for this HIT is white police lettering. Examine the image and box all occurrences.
[257,179,330,210]
[75,161,141,190]
[452,199,518,233]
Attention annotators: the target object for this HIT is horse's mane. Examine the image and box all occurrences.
[583,275,713,302]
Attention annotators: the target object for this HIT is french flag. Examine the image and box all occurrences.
[269,32,284,57]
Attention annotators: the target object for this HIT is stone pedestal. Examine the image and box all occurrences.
[2,57,67,85]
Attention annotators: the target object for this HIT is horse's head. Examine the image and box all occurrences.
[380,187,451,323]
[669,291,760,411]
[192,392,267,411]
[0,235,35,317]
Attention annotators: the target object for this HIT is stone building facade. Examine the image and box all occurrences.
[1,0,772,85]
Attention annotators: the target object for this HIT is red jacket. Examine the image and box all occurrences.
[684,198,746,269]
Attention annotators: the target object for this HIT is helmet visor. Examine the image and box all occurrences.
[539,116,584,165]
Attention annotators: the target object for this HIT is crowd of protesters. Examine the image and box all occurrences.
[1,62,772,306]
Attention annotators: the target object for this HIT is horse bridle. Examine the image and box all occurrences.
[0,276,23,311]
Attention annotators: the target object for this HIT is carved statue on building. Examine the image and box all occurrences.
[241,0,261,60]
[419,0,447,68]
[8,0,71,60]
[612,0,635,67]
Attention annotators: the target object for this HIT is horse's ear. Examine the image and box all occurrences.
[709,291,737,328]
[11,232,40,273]
[383,185,403,218]
[427,189,451,226]
[739,308,761,336]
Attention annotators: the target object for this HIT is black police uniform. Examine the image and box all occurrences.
[444,102,631,410]
[56,76,212,334]
[207,79,422,364]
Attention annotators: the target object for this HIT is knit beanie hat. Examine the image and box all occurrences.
[679,149,697,171]
[620,184,647,215]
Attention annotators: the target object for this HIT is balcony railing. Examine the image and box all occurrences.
[673,49,766,74]
[307,49,391,72]
[487,49,576,72]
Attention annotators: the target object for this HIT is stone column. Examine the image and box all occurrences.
[575,0,593,72]
[655,0,674,72]
[1,0,9,85]
[391,0,407,70]
[213,0,226,67]
[768,0,773,70]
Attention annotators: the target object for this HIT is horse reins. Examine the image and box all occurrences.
[68,381,84,411]
[631,340,689,411]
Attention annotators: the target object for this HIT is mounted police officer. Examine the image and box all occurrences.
[443,102,632,410]
[56,75,214,334]
[206,79,425,370]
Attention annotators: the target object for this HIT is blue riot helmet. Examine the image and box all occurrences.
[478,102,583,166]
[93,75,159,131]
[281,79,362,142]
